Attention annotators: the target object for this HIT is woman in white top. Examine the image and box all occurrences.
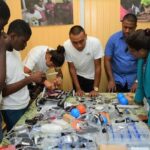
[24,45,65,98]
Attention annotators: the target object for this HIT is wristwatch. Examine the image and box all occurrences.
[94,86,99,92]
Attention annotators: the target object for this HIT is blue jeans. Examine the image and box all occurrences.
[2,107,27,131]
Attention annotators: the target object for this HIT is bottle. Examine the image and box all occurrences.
[70,108,80,118]
[117,93,128,105]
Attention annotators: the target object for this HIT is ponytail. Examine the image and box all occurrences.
[50,45,65,67]
[57,45,65,54]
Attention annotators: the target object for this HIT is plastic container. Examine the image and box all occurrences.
[70,108,80,118]
[76,104,86,114]
[117,93,128,105]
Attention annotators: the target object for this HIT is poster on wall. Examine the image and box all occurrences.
[120,0,150,22]
[21,0,73,26]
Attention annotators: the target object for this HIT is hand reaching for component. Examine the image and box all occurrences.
[75,89,85,97]
[89,90,98,97]
[30,71,46,83]
[107,80,116,92]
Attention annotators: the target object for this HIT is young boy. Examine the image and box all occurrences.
[0,19,45,131]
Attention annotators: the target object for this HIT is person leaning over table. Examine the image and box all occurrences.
[64,25,103,97]
[104,13,138,93]
[23,45,65,99]
[126,28,150,126]
[0,19,45,131]
[0,0,10,142]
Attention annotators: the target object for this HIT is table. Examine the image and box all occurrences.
[3,93,150,150]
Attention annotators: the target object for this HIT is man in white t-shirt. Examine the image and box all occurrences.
[0,19,45,131]
[64,25,103,97]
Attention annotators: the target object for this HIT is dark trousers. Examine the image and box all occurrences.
[73,75,94,92]
[2,107,27,131]
[28,83,44,99]
[116,82,130,92]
